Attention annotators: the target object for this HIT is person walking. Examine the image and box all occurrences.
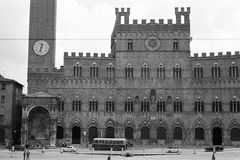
[212,153,215,160]
[26,149,30,160]
[107,155,111,160]
[23,149,26,160]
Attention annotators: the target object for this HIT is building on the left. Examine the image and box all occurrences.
[0,74,23,146]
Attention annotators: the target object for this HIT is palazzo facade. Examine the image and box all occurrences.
[21,0,240,147]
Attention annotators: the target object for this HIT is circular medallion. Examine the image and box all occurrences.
[33,40,50,56]
[144,36,161,51]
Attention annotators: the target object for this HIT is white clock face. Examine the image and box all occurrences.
[33,40,49,56]
[144,36,161,51]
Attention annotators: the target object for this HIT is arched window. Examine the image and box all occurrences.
[127,39,133,50]
[106,63,115,78]
[194,97,204,112]
[125,97,133,112]
[141,63,149,78]
[173,97,182,112]
[157,127,166,140]
[173,39,179,50]
[194,63,203,78]
[173,64,182,78]
[230,96,240,112]
[231,128,240,141]
[195,127,204,140]
[90,63,99,78]
[73,64,82,77]
[72,97,81,111]
[229,62,239,78]
[174,127,182,140]
[141,97,149,112]
[157,97,165,112]
[89,97,98,112]
[157,64,165,78]
[125,64,134,78]
[211,63,221,78]
[106,97,115,112]
[212,97,222,112]
[58,99,64,111]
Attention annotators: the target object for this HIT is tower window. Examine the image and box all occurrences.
[230,97,240,112]
[194,65,203,78]
[157,64,165,78]
[194,97,204,112]
[106,98,115,112]
[72,99,81,111]
[141,63,149,78]
[127,39,133,50]
[157,98,165,112]
[212,97,222,112]
[173,97,182,112]
[173,39,179,50]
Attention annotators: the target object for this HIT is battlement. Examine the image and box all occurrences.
[191,51,240,59]
[115,7,190,25]
[64,52,114,58]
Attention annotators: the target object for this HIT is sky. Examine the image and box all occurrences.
[0,0,240,94]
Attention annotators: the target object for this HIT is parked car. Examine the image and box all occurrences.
[166,146,181,153]
[205,146,224,152]
[62,146,77,152]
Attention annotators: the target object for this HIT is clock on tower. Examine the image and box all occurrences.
[28,0,57,73]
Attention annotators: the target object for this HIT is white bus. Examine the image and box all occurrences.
[92,138,127,151]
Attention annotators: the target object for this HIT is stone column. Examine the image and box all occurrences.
[50,119,57,147]
[21,118,28,146]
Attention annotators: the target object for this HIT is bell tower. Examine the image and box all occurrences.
[28,0,57,93]
[28,0,56,73]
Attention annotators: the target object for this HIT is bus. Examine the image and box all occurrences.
[92,138,127,151]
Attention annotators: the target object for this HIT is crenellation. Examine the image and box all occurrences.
[150,19,155,24]
[71,52,76,57]
[168,19,173,24]
[191,51,240,59]
[141,19,146,24]
[86,52,91,57]
[133,19,138,24]
[218,52,222,57]
[94,53,98,57]
[159,19,164,24]
[227,51,231,56]
[101,53,105,58]
[79,52,83,57]
[64,52,68,57]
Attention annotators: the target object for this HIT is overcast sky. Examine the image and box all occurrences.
[0,0,240,94]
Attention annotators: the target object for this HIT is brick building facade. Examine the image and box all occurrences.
[21,0,240,147]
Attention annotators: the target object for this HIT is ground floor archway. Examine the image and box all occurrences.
[72,126,81,144]
[105,127,114,138]
[212,127,222,145]
[89,126,98,144]
[0,128,5,143]
[125,127,133,139]
[141,127,150,139]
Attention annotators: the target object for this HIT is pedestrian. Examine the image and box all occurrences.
[23,149,26,160]
[26,149,30,160]
[107,155,111,160]
[212,153,215,160]
[5,137,8,148]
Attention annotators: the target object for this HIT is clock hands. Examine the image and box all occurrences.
[39,43,43,52]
